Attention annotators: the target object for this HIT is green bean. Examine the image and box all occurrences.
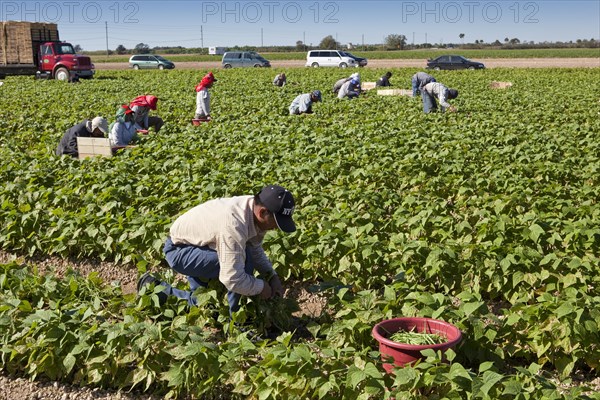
[389,328,445,345]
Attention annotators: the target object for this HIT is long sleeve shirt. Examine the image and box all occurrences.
[56,120,93,157]
[412,72,436,96]
[169,195,275,296]
[289,93,313,115]
[376,75,391,87]
[332,77,349,94]
[130,105,149,130]
[338,80,360,99]
[422,82,452,110]
[109,121,137,146]
[273,74,286,87]
[195,88,211,117]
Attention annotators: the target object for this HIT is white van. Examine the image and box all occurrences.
[305,50,357,68]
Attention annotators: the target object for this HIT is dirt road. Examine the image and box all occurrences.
[95,58,599,70]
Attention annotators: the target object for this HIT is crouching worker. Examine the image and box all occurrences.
[412,71,436,97]
[338,77,361,99]
[194,72,217,121]
[129,95,164,132]
[421,82,458,113]
[56,116,108,158]
[376,71,393,87]
[109,105,138,146]
[289,90,321,115]
[333,72,360,94]
[138,185,296,315]
[273,73,286,87]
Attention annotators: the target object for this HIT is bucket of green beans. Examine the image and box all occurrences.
[372,317,462,373]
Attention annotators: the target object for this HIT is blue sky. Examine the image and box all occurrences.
[2,1,599,50]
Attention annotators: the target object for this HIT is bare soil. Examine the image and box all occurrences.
[0,250,327,399]
[95,58,600,71]
[2,251,599,397]
[2,56,599,397]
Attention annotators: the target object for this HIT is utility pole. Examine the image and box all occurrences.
[261,28,263,47]
[425,33,428,45]
[362,34,364,49]
[105,21,109,57]
[303,31,306,51]
[200,25,204,51]
[412,32,415,46]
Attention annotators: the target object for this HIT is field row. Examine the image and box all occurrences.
[0,67,599,398]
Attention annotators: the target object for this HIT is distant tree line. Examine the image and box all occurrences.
[82,34,599,55]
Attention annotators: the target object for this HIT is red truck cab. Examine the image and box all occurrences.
[37,42,95,80]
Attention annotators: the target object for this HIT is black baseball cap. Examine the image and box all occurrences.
[258,185,296,233]
[447,89,459,99]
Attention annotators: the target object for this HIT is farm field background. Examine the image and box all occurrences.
[0,66,599,399]
[89,48,600,63]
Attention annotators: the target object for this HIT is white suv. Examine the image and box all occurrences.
[305,50,357,68]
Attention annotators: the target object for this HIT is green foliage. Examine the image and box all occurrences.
[0,67,599,398]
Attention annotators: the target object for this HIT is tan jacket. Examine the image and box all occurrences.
[169,196,274,296]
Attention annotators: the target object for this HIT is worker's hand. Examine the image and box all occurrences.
[448,106,458,113]
[260,281,273,299]
[269,275,284,297]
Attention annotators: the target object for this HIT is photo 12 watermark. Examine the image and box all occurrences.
[400,1,540,24]
[0,1,141,23]
[200,1,340,24]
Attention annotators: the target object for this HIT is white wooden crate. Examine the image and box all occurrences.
[490,81,513,89]
[77,137,113,159]
[362,82,377,90]
[377,89,413,97]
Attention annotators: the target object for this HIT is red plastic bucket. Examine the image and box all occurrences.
[372,317,462,373]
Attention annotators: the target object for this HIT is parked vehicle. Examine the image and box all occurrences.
[129,55,175,70]
[340,51,368,67]
[305,50,357,68]
[0,21,94,80]
[426,55,485,70]
[221,51,270,68]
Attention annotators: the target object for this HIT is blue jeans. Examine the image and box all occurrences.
[413,77,436,97]
[160,237,254,313]
[412,76,419,97]
[422,92,437,114]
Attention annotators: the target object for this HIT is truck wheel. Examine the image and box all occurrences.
[223,64,232,69]
[55,67,70,81]
[339,62,348,68]
[158,65,164,70]
[311,62,319,68]
[133,65,139,70]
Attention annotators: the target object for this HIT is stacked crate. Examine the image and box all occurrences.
[0,21,58,65]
